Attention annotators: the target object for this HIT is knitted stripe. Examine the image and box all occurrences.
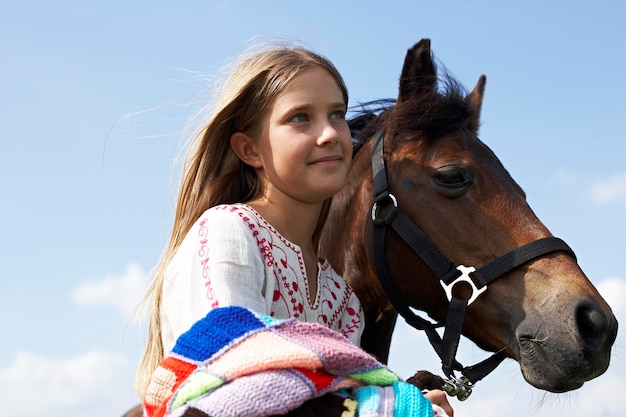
[277,320,382,374]
[354,386,381,416]
[172,306,266,362]
[144,357,199,417]
[353,385,399,417]
[206,330,323,379]
[294,367,339,391]
[173,370,314,417]
[379,386,397,416]
[170,370,223,410]
[349,367,399,386]
[342,396,358,416]
[392,382,433,417]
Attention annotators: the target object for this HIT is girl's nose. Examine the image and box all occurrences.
[317,120,340,146]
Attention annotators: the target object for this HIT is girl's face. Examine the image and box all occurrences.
[252,68,352,204]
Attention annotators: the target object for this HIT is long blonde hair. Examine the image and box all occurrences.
[135,43,348,395]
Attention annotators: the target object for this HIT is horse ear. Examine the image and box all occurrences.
[398,39,436,102]
[467,75,487,133]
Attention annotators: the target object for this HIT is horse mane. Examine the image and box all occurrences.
[348,99,394,155]
[348,71,473,156]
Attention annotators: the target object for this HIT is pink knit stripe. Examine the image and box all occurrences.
[277,320,381,374]
[206,330,323,379]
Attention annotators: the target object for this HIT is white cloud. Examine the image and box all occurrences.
[0,351,138,417]
[589,172,626,206]
[72,262,150,316]
[597,276,626,317]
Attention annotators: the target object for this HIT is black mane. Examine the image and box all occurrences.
[348,99,394,155]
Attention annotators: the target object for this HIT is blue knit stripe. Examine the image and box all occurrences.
[172,306,266,361]
[354,385,381,415]
[392,381,433,417]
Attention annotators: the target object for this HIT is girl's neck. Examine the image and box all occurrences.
[247,194,323,305]
[246,195,321,251]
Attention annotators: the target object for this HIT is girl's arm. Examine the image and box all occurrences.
[161,206,268,351]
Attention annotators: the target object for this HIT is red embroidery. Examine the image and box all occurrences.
[198,217,219,308]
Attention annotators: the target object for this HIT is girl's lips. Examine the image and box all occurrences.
[309,155,342,166]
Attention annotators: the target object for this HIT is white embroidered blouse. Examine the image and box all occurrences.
[160,203,364,352]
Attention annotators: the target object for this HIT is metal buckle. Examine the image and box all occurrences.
[440,265,487,305]
[442,375,474,401]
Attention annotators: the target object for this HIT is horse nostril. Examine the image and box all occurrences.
[576,302,613,353]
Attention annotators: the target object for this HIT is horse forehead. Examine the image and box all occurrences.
[388,131,478,163]
[386,132,524,195]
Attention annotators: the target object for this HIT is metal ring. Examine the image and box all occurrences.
[371,193,398,221]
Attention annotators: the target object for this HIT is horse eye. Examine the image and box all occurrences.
[432,166,474,195]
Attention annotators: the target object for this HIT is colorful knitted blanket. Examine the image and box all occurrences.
[143,306,436,417]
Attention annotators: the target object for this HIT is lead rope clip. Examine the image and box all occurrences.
[442,376,473,401]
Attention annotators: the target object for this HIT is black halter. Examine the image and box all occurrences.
[370,130,576,400]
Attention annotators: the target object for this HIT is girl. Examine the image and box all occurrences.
[135,42,453,417]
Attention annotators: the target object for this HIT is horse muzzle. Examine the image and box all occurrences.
[516,297,618,392]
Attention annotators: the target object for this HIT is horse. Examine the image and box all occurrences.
[318,38,618,397]
[120,38,618,416]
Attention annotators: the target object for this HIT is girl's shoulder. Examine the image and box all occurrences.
[199,203,262,227]
[198,203,285,242]
[190,203,300,255]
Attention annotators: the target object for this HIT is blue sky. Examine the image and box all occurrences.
[1,1,625,416]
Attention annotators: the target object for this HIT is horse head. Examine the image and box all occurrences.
[319,39,618,394]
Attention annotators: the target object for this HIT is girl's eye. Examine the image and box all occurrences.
[290,114,308,123]
[330,110,346,120]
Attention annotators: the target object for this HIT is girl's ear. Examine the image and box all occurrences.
[230,132,263,169]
